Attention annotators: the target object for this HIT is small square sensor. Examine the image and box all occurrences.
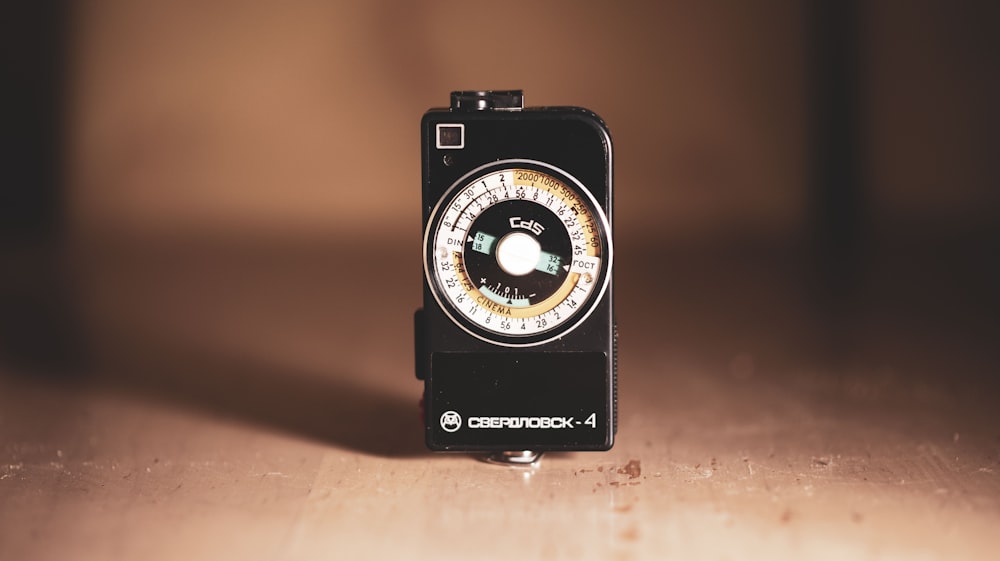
[436,124,464,149]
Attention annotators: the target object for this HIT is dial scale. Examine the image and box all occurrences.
[425,160,612,346]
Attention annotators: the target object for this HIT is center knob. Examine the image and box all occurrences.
[495,232,541,276]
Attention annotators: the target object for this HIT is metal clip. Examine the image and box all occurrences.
[484,450,543,467]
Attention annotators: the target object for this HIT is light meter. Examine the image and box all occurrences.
[415,90,615,460]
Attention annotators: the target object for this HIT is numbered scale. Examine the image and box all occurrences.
[424,159,612,347]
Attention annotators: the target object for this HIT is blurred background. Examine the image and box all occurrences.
[62,0,1000,242]
[4,0,996,381]
[1,1,999,559]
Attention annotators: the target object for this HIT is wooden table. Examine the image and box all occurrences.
[2,239,997,560]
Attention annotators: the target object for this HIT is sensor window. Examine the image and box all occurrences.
[436,124,464,149]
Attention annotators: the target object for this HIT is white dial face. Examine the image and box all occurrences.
[425,160,611,346]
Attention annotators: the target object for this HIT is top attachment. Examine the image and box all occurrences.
[450,90,524,111]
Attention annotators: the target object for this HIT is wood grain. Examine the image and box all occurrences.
[1,240,997,560]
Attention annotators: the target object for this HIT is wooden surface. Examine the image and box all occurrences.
[1,239,998,560]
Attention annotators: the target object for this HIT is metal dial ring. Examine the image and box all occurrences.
[424,159,612,347]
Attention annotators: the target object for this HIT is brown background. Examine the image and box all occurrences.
[69,0,805,244]
[65,0,997,246]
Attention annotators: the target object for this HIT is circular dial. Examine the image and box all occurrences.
[424,159,611,346]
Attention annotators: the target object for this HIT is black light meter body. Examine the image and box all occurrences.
[415,90,616,454]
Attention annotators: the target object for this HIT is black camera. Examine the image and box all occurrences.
[415,90,615,461]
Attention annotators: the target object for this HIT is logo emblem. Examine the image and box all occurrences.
[440,411,462,433]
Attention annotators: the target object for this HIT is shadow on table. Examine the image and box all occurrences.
[91,339,429,458]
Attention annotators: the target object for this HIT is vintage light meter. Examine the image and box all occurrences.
[415,90,615,461]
